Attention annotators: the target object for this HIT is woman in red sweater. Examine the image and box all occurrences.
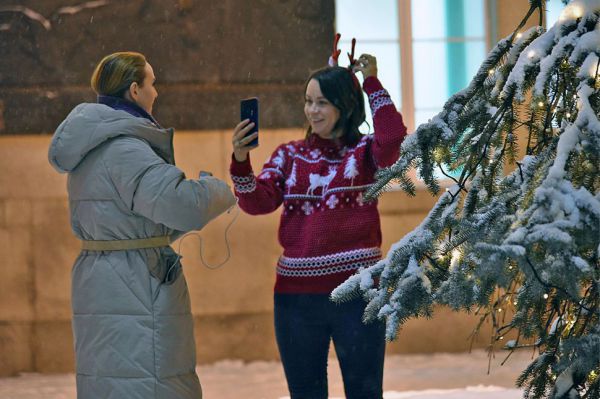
[230,53,407,399]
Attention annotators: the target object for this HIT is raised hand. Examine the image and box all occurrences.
[232,119,259,162]
[352,54,378,80]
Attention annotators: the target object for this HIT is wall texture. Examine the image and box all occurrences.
[0,0,333,134]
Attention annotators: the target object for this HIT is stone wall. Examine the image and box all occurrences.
[0,0,333,134]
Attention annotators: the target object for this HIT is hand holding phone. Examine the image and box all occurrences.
[232,98,259,162]
[240,98,259,147]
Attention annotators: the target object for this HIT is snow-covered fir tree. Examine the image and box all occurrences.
[332,1,600,398]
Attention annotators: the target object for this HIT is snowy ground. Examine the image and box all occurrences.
[0,349,535,399]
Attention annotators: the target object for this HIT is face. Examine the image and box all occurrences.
[130,62,158,114]
[304,79,340,139]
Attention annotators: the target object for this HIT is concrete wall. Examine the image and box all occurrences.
[0,129,494,376]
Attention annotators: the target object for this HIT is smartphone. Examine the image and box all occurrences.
[240,97,259,147]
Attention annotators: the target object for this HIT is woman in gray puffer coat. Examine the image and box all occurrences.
[48,52,236,399]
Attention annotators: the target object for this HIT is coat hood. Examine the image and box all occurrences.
[48,103,174,173]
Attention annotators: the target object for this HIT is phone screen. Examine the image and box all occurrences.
[240,97,259,147]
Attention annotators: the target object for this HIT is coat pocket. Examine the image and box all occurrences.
[161,250,183,285]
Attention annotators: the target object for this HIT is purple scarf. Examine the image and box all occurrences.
[97,95,161,128]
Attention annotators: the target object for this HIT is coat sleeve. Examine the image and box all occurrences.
[363,76,407,168]
[229,144,287,215]
[104,137,236,232]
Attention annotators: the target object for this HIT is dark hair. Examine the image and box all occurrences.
[91,52,147,98]
[304,66,365,146]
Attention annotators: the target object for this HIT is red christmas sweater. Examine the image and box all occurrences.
[230,76,407,293]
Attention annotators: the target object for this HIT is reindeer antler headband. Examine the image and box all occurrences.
[328,33,360,88]
[328,33,358,68]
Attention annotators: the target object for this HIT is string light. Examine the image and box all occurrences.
[516,32,522,39]
[497,308,503,312]
[513,301,518,306]
[566,112,572,118]
[499,336,504,340]
[488,69,494,75]
[558,4,584,21]
[537,101,544,108]
[527,50,536,59]
[543,293,549,299]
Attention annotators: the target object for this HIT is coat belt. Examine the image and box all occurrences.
[81,235,172,251]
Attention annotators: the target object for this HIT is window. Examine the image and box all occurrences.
[335,0,401,133]
[546,0,567,26]
[335,0,488,133]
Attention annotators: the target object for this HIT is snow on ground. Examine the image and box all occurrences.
[0,349,534,399]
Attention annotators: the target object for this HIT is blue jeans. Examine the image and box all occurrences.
[274,294,386,399]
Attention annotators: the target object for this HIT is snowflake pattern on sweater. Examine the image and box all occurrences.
[230,76,406,293]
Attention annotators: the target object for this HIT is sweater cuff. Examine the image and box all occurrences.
[362,76,384,94]
[230,153,254,176]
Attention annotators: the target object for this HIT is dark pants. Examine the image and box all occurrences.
[274,294,386,399]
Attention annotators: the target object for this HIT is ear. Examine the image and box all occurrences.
[127,81,139,101]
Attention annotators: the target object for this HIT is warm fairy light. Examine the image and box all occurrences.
[559,4,584,21]
[488,69,494,75]
[538,101,544,107]
[527,50,536,58]
[499,336,504,340]
[566,112,572,118]
[497,308,503,312]
[513,301,518,305]
[508,265,513,270]
[543,293,549,299]
[516,32,522,39]
[573,94,577,99]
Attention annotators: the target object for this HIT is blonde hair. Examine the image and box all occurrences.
[91,52,147,97]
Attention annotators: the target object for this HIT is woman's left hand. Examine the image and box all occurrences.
[353,54,378,80]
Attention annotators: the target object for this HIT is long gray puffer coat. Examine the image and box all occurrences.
[48,103,236,399]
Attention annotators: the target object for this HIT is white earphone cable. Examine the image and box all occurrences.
[165,197,240,278]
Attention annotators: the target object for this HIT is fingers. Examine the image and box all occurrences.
[239,132,258,146]
[232,131,258,152]
[358,53,375,62]
[233,119,255,140]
